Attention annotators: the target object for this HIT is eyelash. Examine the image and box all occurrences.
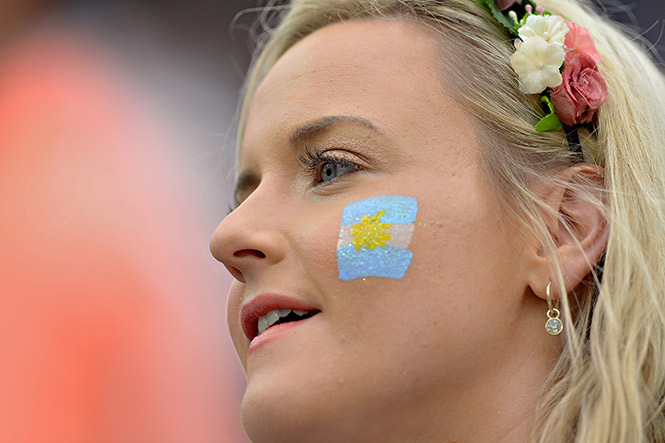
[297,145,360,185]
[228,146,362,213]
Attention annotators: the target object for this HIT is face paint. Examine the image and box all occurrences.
[337,195,418,280]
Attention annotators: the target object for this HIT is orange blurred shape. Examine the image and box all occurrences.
[0,27,245,442]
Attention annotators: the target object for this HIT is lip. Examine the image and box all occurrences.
[240,293,320,343]
[247,319,316,355]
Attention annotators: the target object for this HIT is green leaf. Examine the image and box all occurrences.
[514,12,529,33]
[536,96,563,132]
[485,0,519,35]
[475,0,519,36]
[474,0,493,10]
[536,113,563,132]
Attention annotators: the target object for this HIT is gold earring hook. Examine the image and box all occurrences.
[545,281,563,336]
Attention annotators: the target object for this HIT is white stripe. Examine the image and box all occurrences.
[337,223,414,249]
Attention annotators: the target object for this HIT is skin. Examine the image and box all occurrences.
[210,20,565,442]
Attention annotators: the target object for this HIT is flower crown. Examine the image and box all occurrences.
[476,0,607,133]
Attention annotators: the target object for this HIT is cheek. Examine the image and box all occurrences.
[300,195,420,284]
[297,195,420,311]
[337,195,417,281]
[406,191,520,320]
[298,213,341,280]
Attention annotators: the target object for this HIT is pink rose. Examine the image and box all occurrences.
[550,51,607,125]
[564,22,601,64]
[496,0,521,11]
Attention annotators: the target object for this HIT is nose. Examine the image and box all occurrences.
[209,199,288,283]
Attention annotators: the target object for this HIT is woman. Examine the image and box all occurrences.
[210,0,665,441]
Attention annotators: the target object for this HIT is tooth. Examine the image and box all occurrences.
[279,308,291,317]
[258,316,269,335]
[294,310,307,316]
[266,310,280,327]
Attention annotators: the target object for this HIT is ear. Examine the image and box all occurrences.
[526,163,608,301]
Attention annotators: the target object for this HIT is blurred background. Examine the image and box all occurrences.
[0,1,661,442]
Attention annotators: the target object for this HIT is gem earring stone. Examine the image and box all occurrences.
[545,282,563,336]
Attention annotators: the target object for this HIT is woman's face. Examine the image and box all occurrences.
[211,19,544,442]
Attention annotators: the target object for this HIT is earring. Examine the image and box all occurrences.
[545,282,563,336]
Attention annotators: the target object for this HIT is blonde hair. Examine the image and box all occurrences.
[236,0,665,440]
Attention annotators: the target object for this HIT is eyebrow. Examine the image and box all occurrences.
[233,115,381,204]
[288,114,381,145]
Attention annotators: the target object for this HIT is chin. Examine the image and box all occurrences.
[239,372,381,443]
[240,385,326,443]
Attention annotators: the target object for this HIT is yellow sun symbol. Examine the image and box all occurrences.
[351,210,392,252]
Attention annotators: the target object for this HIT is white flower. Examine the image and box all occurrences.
[510,36,565,94]
[518,14,568,47]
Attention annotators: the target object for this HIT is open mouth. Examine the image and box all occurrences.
[241,295,321,342]
[256,309,319,335]
[257,309,319,336]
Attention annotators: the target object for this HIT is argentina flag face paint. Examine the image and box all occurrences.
[337,195,418,280]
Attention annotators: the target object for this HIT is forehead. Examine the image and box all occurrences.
[243,19,468,147]
[256,18,440,95]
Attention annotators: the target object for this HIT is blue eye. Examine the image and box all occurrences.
[320,160,356,183]
[298,146,360,185]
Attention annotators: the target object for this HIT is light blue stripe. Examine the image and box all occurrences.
[337,244,413,280]
[341,195,417,225]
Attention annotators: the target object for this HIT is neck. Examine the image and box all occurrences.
[392,298,560,442]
